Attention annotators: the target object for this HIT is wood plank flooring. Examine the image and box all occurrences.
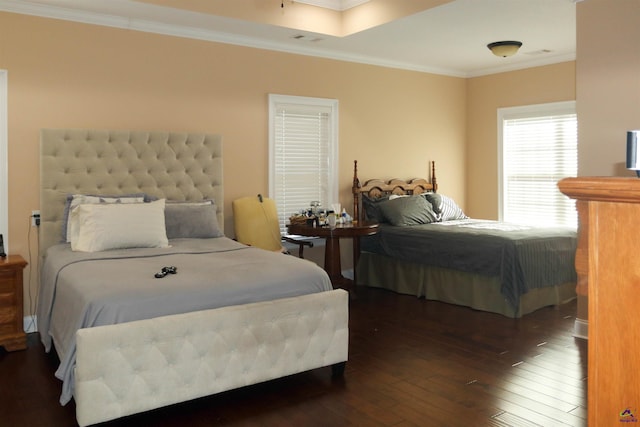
[0,286,587,426]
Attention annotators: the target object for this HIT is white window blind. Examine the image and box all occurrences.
[269,94,338,235]
[499,101,577,229]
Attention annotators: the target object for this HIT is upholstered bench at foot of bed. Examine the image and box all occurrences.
[74,289,349,427]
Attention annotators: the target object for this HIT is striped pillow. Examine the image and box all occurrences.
[423,193,468,221]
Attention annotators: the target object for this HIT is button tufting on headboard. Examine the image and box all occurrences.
[39,129,224,257]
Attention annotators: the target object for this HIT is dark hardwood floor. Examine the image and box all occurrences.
[0,286,587,427]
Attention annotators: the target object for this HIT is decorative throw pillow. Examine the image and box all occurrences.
[377,195,439,226]
[70,199,169,252]
[61,193,146,242]
[423,193,469,221]
[164,200,223,239]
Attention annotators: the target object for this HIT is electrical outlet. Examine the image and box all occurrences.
[31,210,40,227]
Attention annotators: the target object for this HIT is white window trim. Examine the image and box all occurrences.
[268,94,339,236]
[0,70,8,252]
[497,100,576,223]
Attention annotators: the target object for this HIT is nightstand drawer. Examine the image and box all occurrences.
[0,255,28,351]
[0,270,18,292]
[0,291,15,307]
[0,306,18,334]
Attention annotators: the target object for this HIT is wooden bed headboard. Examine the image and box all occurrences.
[351,160,437,222]
[39,129,223,256]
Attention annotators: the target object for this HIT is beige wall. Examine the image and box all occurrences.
[572,0,640,321]
[577,0,640,177]
[0,12,466,315]
[465,62,576,219]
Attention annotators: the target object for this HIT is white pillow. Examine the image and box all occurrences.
[70,199,169,252]
[63,194,146,242]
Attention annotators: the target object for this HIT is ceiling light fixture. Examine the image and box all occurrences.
[487,41,523,57]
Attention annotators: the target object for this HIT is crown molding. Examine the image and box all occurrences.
[466,52,576,78]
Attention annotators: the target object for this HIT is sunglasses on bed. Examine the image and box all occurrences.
[154,266,177,278]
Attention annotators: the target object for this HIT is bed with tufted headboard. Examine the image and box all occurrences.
[37,129,348,427]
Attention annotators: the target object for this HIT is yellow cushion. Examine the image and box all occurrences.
[232,196,283,252]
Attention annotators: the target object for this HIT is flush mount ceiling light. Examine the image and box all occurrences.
[487,41,523,57]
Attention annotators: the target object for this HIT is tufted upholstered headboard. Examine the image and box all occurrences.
[39,129,223,257]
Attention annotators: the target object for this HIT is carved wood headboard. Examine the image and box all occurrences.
[351,160,437,222]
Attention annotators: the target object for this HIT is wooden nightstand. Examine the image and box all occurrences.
[0,255,28,351]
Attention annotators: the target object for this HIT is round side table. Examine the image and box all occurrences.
[287,221,379,293]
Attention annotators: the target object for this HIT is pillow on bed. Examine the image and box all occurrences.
[62,193,147,242]
[377,195,439,226]
[70,199,169,252]
[361,195,391,222]
[423,193,469,221]
[165,200,223,239]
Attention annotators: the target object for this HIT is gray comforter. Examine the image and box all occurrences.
[361,219,577,309]
[37,237,332,405]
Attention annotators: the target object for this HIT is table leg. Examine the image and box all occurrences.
[323,235,356,292]
[352,236,360,295]
[324,236,344,286]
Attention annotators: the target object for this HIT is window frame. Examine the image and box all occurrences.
[497,100,577,228]
[268,94,339,236]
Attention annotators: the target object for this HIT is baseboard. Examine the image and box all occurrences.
[23,315,37,333]
[573,318,588,340]
[342,268,354,280]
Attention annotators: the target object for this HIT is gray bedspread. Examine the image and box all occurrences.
[36,237,332,405]
[361,219,577,309]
